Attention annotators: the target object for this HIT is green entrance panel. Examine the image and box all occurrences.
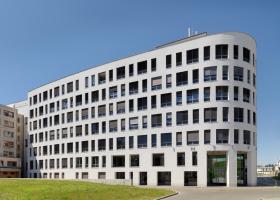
[237,153,247,186]
[207,154,227,186]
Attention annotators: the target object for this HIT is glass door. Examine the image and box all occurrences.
[207,154,227,186]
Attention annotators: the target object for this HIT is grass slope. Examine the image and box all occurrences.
[0,179,173,200]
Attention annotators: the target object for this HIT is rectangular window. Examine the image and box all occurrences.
[137,135,147,148]
[216,44,228,59]
[176,71,188,86]
[216,86,228,100]
[234,129,239,144]
[234,107,244,122]
[166,74,172,88]
[137,60,147,74]
[222,65,228,80]
[204,130,210,144]
[152,154,164,166]
[176,91,182,105]
[151,58,157,71]
[129,64,134,76]
[234,66,243,81]
[151,114,162,127]
[187,131,199,145]
[177,152,185,166]
[166,54,172,68]
[176,52,182,66]
[234,87,239,101]
[192,152,197,166]
[204,66,217,82]
[151,76,162,91]
[176,132,182,146]
[243,130,251,144]
[161,133,172,147]
[187,48,199,64]
[204,107,217,122]
[176,110,188,125]
[130,155,139,167]
[187,89,199,104]
[192,69,199,83]
[129,136,134,149]
[204,46,210,61]
[234,45,239,59]
[161,93,172,107]
[117,66,125,80]
[109,70,113,81]
[223,107,229,122]
[193,109,199,124]
[216,129,229,144]
[151,134,157,147]
[243,47,250,63]
[243,88,250,103]
[204,87,210,102]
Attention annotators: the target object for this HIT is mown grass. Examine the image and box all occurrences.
[0,179,173,200]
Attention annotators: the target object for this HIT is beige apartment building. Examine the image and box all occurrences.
[0,104,24,178]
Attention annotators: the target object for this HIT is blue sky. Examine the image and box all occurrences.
[0,0,279,165]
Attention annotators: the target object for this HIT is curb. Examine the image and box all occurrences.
[155,192,179,200]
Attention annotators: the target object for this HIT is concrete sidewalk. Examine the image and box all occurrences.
[163,187,280,200]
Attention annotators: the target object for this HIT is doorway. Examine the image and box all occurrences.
[139,172,147,185]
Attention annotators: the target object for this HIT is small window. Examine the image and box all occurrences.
[243,47,250,63]
[166,54,172,68]
[151,58,157,71]
[234,45,239,59]
[204,46,210,61]
[204,130,210,144]
[176,52,182,66]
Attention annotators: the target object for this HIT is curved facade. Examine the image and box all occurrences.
[26,32,257,187]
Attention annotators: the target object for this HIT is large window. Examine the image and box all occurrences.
[204,108,217,122]
[153,154,164,166]
[137,135,147,148]
[234,107,244,122]
[216,129,229,144]
[137,60,147,74]
[138,97,147,110]
[151,114,162,127]
[187,48,199,64]
[204,66,217,81]
[187,131,199,145]
[216,86,228,100]
[187,89,199,104]
[117,66,125,79]
[161,93,172,107]
[216,44,228,59]
[161,133,172,147]
[176,110,188,125]
[151,76,162,90]
[112,156,125,167]
[176,71,188,86]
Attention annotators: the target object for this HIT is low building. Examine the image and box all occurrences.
[0,105,24,177]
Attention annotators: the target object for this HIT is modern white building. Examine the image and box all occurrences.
[26,32,257,187]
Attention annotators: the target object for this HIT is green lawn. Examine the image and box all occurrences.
[0,179,173,200]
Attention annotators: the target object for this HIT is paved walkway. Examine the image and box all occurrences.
[165,187,280,200]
